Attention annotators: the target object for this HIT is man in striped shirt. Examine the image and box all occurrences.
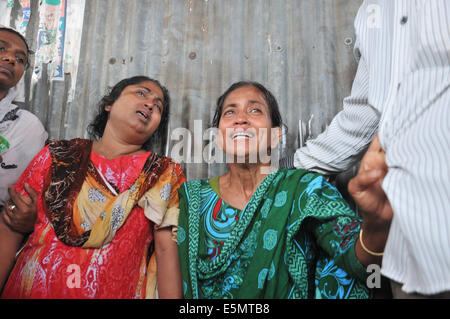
[282,0,449,298]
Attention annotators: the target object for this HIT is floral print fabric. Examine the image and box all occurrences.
[1,143,185,298]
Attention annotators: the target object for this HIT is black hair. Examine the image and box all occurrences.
[0,27,31,68]
[212,81,284,129]
[87,75,170,150]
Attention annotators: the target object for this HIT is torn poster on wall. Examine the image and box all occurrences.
[34,0,67,79]
[0,0,14,26]
[19,0,30,30]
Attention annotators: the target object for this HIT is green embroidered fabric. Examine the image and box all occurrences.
[177,168,372,299]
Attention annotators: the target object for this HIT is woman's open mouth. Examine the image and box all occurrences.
[136,110,150,122]
[231,130,255,140]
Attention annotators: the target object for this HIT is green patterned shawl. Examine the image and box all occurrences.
[177,168,371,299]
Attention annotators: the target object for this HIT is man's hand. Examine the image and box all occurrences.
[1,183,39,234]
[348,135,393,231]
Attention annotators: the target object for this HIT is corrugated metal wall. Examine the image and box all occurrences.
[3,0,362,181]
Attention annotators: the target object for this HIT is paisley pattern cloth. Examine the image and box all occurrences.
[1,139,185,298]
[42,139,176,248]
[177,168,372,299]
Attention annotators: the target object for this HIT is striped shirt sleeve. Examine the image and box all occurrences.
[293,40,379,174]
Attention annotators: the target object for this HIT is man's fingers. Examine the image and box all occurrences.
[2,197,18,223]
[1,206,14,228]
[367,134,382,152]
[378,150,387,170]
[24,183,39,202]
[8,185,31,207]
[361,154,388,172]
[8,186,27,205]
[349,169,383,194]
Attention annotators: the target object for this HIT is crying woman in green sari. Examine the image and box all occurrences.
[177,82,391,299]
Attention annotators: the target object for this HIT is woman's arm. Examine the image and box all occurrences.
[147,161,186,298]
[348,134,392,267]
[0,148,48,293]
[0,208,24,293]
[354,225,388,267]
[0,183,40,292]
[154,227,182,299]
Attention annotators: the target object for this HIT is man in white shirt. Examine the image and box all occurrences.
[282,0,449,297]
[0,26,48,215]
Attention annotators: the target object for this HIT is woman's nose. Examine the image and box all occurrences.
[144,102,154,112]
[234,110,249,124]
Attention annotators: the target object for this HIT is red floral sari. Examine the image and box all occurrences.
[1,141,184,299]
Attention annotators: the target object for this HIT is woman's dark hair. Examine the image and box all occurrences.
[212,81,283,129]
[0,27,31,68]
[87,75,170,150]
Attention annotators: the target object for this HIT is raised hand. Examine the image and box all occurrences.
[348,134,392,231]
[1,183,39,234]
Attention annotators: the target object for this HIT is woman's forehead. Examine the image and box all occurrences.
[127,81,164,99]
[224,86,266,104]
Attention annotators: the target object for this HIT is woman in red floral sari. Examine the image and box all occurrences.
[0,76,185,298]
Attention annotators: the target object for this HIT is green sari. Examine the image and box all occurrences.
[177,168,371,299]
